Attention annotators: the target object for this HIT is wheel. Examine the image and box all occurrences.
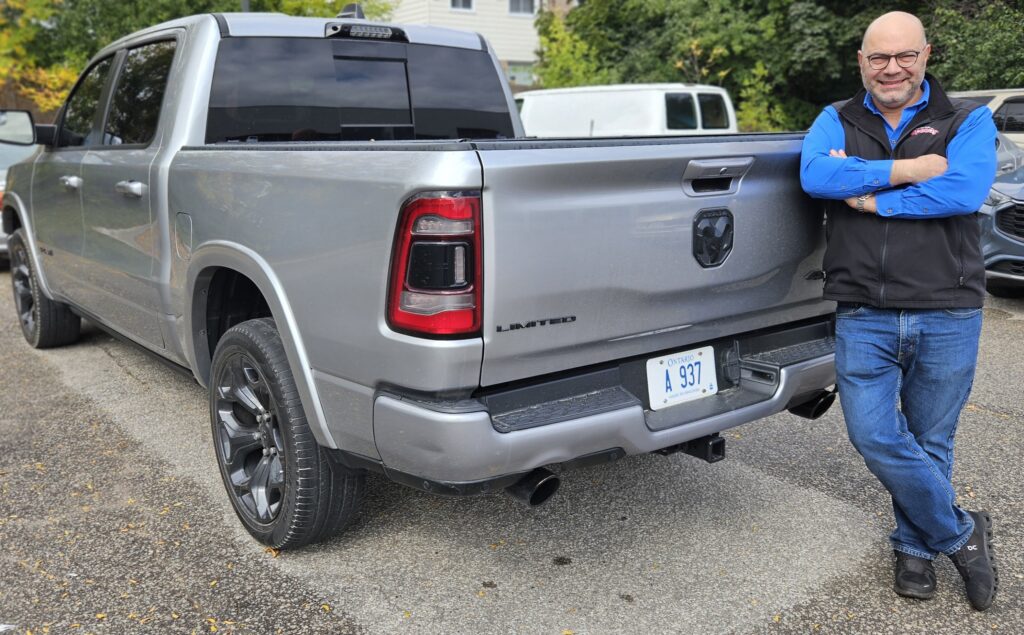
[210,318,365,549]
[8,230,81,348]
[986,282,1024,299]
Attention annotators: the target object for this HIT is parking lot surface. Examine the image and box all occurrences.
[1,272,1021,634]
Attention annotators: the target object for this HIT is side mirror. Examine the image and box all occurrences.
[0,110,37,145]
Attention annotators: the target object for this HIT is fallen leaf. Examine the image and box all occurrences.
[477,590,486,598]
[773,614,781,623]
[264,547,280,558]
[210,580,218,587]
[95,613,106,620]
[321,604,332,613]
[402,611,412,619]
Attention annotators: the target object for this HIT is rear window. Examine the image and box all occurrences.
[995,99,1024,133]
[206,37,514,143]
[665,93,696,130]
[698,93,729,129]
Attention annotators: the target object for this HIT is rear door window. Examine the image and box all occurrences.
[665,93,696,130]
[995,100,1024,133]
[60,57,115,148]
[697,93,729,129]
[206,37,514,143]
[104,40,177,146]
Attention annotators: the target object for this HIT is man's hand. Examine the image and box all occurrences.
[890,154,948,185]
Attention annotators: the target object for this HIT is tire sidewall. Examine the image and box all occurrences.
[8,230,42,347]
[209,320,307,547]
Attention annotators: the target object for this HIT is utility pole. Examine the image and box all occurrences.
[241,0,250,10]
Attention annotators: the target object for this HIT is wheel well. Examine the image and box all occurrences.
[203,268,272,363]
[2,207,22,235]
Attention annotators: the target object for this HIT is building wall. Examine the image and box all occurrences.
[392,0,540,64]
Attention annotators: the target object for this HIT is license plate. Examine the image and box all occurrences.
[646,345,718,410]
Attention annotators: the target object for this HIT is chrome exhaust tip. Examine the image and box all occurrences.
[505,467,560,507]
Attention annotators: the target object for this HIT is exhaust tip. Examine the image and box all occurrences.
[505,468,560,507]
[788,388,837,420]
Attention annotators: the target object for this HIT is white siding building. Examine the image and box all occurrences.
[391,0,541,86]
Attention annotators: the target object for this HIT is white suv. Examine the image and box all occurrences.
[950,88,1024,146]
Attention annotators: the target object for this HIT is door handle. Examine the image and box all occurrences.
[682,157,755,180]
[115,180,147,198]
[59,175,83,191]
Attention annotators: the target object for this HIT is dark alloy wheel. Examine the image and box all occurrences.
[8,230,81,348]
[214,350,287,524]
[210,318,365,549]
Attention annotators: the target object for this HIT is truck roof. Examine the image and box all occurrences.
[101,12,484,54]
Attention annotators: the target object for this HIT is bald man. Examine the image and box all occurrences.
[800,12,999,610]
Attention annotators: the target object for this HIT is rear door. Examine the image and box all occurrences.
[78,37,178,347]
[476,135,830,386]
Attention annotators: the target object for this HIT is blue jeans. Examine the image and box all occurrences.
[834,303,982,559]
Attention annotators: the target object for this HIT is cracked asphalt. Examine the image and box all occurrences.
[0,270,1021,634]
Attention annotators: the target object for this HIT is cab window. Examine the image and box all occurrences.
[59,57,114,148]
[105,40,178,146]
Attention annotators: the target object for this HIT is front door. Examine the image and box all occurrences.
[31,56,116,301]
[79,39,178,348]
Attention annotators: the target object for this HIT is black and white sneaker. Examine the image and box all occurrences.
[949,510,998,611]
[894,551,936,600]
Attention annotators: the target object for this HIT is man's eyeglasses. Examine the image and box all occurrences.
[865,50,921,70]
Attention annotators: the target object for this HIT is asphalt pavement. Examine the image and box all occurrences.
[0,271,1021,634]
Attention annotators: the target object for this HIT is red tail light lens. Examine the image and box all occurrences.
[388,192,482,337]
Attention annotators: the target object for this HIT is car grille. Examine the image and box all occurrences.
[990,260,1024,277]
[995,205,1024,241]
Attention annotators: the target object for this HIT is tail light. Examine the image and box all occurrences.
[388,191,482,337]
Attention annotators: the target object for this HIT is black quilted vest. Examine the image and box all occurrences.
[823,76,986,308]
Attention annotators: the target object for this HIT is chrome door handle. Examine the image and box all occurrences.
[59,175,83,191]
[115,180,147,198]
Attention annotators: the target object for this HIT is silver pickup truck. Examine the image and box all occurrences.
[0,12,837,549]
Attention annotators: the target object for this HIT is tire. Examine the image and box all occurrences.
[209,318,365,549]
[986,282,1024,299]
[8,230,81,348]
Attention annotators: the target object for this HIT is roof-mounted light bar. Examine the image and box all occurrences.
[325,22,408,42]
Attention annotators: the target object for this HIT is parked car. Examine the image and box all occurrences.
[950,88,1024,146]
[980,156,1024,298]
[516,83,738,137]
[996,131,1024,176]
[0,131,37,266]
[0,13,836,549]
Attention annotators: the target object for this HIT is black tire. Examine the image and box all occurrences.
[8,230,81,348]
[987,282,1024,299]
[209,318,365,549]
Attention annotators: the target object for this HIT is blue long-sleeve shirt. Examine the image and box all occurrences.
[799,80,997,219]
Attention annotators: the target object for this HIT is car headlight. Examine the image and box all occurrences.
[984,188,1010,209]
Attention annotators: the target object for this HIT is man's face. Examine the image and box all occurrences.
[858,35,930,112]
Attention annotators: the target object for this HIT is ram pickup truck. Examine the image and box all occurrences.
[0,12,837,549]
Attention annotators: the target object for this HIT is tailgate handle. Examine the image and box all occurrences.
[682,157,754,195]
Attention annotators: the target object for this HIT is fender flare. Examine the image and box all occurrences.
[185,241,336,449]
[2,191,58,301]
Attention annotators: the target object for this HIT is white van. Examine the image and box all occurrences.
[515,83,738,138]
[949,88,1024,147]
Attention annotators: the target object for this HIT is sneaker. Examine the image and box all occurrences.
[949,510,998,611]
[894,551,936,599]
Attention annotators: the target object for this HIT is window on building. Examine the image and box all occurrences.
[509,0,534,14]
[451,0,473,10]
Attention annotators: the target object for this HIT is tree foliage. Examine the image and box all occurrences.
[536,0,1024,131]
[1,0,394,115]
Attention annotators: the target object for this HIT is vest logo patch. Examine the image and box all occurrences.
[910,126,940,137]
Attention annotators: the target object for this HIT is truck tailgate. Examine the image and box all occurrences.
[476,135,830,387]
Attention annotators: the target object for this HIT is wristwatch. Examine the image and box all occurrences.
[856,194,870,213]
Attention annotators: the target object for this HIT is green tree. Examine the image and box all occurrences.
[928,1,1024,90]
[534,11,615,88]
